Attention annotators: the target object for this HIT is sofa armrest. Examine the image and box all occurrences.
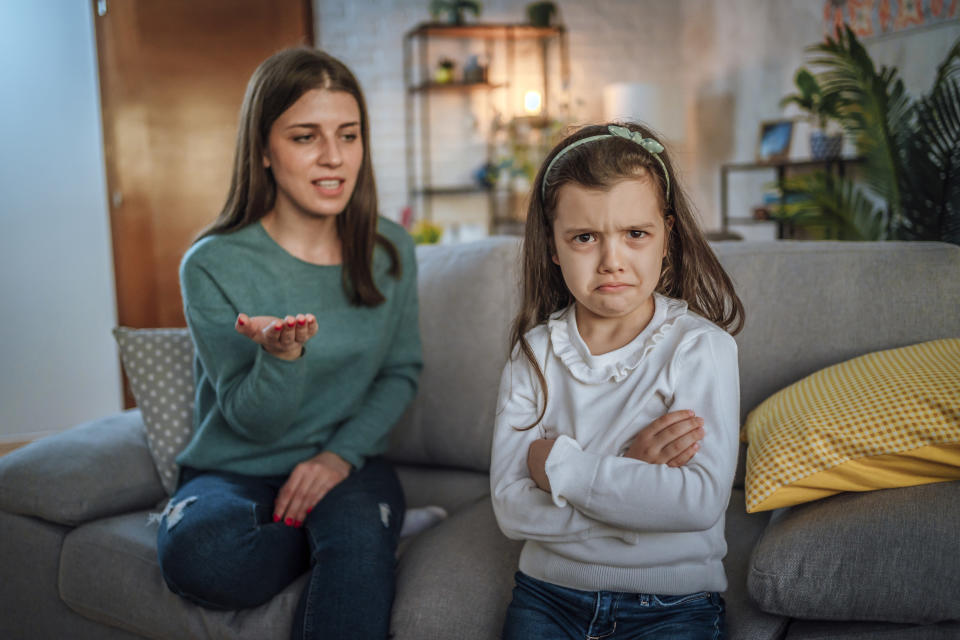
[0,410,166,526]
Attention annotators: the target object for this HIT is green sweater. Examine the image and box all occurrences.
[176,217,422,476]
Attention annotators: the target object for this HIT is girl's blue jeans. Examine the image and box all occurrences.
[155,458,404,640]
[503,571,727,640]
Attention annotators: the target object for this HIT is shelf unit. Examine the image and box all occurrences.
[720,156,865,239]
[403,22,568,230]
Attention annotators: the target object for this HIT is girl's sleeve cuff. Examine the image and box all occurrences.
[545,435,594,508]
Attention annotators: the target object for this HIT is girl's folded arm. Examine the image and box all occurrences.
[544,331,740,532]
[490,357,634,543]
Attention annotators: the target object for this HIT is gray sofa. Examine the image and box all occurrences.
[2,238,959,640]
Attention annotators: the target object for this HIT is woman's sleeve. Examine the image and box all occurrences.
[544,330,740,532]
[490,354,641,544]
[322,243,423,469]
[182,259,308,443]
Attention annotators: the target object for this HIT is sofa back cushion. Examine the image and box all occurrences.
[387,238,522,472]
[714,241,960,423]
[390,239,960,476]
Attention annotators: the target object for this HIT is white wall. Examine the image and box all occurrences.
[314,0,957,232]
[0,2,122,441]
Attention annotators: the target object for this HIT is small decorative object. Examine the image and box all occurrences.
[429,0,482,25]
[434,58,456,84]
[756,119,794,162]
[411,219,443,244]
[809,130,843,159]
[462,55,487,84]
[526,1,556,27]
[780,67,843,159]
[474,162,498,189]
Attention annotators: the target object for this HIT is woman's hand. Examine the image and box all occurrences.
[625,410,705,467]
[526,438,555,492]
[273,451,352,527]
[235,313,317,361]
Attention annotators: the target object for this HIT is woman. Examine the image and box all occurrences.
[156,48,422,639]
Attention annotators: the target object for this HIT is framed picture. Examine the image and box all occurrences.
[756,119,794,162]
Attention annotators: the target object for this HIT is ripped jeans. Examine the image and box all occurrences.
[156,458,405,640]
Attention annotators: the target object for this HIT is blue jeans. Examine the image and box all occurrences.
[156,458,404,639]
[503,571,726,640]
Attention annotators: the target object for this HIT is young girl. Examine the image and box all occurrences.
[491,122,744,639]
[155,48,422,639]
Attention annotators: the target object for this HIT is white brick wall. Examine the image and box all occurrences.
[314,0,957,231]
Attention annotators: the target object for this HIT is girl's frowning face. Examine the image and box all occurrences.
[263,88,363,220]
[551,177,669,334]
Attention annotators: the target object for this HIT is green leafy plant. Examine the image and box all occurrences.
[779,67,843,130]
[773,25,960,245]
[410,220,443,244]
[429,0,482,25]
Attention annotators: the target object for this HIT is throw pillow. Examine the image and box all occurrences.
[742,338,960,513]
[113,327,195,494]
[748,481,960,623]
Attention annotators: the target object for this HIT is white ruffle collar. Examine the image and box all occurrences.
[547,293,687,384]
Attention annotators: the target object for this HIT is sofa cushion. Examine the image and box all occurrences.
[387,238,522,471]
[721,489,789,640]
[0,511,142,640]
[741,338,960,513]
[0,411,165,526]
[113,327,195,494]
[59,510,305,639]
[784,619,960,640]
[748,481,960,624]
[392,496,523,639]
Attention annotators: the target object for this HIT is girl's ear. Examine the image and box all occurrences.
[262,154,271,169]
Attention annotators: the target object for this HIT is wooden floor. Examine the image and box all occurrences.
[0,441,29,457]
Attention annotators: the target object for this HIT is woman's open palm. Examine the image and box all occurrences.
[235,313,318,360]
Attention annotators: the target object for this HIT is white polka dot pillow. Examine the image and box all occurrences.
[113,327,195,494]
[742,338,960,513]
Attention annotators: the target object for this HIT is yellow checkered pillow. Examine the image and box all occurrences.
[742,338,960,513]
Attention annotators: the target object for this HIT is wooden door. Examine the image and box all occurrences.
[94,0,313,330]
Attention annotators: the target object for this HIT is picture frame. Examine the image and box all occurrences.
[756,119,794,162]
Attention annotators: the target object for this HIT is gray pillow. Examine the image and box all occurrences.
[748,481,960,624]
[113,327,195,494]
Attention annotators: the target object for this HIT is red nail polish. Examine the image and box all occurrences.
[275,324,283,331]
[287,320,295,327]
[298,319,306,326]
[285,517,293,526]
[306,507,313,514]
[295,520,302,528]
[238,318,245,326]
[273,514,280,522]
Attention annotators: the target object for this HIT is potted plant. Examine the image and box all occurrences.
[429,0,482,25]
[772,25,960,245]
[526,2,557,27]
[780,67,844,159]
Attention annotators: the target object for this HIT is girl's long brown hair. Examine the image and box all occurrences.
[198,47,398,305]
[511,122,744,428]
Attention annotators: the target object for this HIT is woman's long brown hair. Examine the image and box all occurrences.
[511,122,744,428]
[198,47,398,305]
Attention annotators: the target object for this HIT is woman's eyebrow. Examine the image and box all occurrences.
[283,121,360,130]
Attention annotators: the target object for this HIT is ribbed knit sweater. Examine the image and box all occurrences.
[491,294,739,595]
[176,217,421,476]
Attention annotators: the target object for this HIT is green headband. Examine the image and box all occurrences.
[540,124,670,202]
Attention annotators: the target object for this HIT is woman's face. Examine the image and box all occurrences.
[263,88,363,220]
